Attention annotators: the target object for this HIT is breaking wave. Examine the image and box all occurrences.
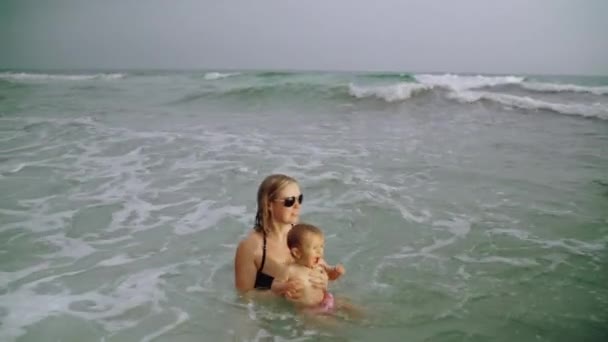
[448,90,608,120]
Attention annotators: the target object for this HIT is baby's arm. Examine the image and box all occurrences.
[319,259,345,281]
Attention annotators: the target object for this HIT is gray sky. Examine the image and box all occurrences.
[1,0,607,75]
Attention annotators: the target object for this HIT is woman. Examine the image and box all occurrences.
[234,174,328,297]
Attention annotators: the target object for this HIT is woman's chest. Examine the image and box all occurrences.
[257,241,293,271]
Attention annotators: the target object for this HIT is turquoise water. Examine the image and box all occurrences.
[0,70,607,341]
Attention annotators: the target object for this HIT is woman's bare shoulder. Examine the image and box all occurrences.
[237,229,263,251]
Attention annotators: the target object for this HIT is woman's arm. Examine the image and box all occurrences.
[234,239,257,292]
[234,239,303,297]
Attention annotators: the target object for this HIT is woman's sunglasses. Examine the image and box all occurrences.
[274,194,303,208]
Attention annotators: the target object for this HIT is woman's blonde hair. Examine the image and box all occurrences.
[254,174,298,234]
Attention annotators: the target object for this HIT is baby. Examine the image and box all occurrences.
[278,223,349,315]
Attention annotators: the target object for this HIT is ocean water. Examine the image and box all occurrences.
[0,70,607,342]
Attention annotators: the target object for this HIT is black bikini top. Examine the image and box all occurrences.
[253,230,274,290]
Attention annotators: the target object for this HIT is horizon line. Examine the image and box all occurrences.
[1,66,606,78]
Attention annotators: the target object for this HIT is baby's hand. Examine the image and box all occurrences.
[327,264,345,281]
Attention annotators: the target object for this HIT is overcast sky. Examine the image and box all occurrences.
[1,0,606,75]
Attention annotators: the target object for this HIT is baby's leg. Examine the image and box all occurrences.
[300,309,340,329]
[335,297,365,319]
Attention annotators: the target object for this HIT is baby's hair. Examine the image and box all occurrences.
[287,223,323,249]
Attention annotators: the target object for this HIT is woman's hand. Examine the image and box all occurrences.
[271,278,304,300]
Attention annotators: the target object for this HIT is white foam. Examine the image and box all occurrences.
[448,90,608,120]
[395,203,431,223]
[488,229,605,257]
[420,237,458,255]
[384,251,422,260]
[535,238,606,256]
[0,265,180,340]
[385,219,471,260]
[348,82,433,102]
[0,268,87,340]
[542,253,570,271]
[455,255,539,267]
[487,228,530,240]
[38,234,96,259]
[88,235,133,246]
[0,291,71,341]
[0,263,50,288]
[174,202,247,235]
[415,74,524,91]
[0,142,46,155]
[0,208,29,221]
[141,308,190,342]
[0,72,125,81]
[457,266,471,280]
[370,262,392,289]
[203,72,240,80]
[433,218,471,237]
[185,285,210,293]
[0,208,77,234]
[521,82,608,95]
[96,254,140,267]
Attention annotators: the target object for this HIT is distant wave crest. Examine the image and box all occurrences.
[448,90,608,120]
[348,83,433,102]
[203,72,240,80]
[255,71,297,77]
[0,72,125,81]
[414,74,525,90]
[359,72,415,81]
[521,82,608,95]
[173,81,434,104]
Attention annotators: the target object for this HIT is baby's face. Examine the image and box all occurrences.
[297,233,324,268]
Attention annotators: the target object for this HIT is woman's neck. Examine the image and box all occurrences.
[266,222,291,240]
